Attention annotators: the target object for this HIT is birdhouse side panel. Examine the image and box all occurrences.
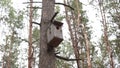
[47,24,63,47]
[47,25,54,45]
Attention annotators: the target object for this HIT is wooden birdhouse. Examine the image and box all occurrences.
[47,20,63,47]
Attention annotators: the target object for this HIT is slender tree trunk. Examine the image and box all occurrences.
[2,37,8,68]
[7,31,14,68]
[64,0,81,68]
[82,26,92,68]
[98,0,114,68]
[28,0,33,68]
[74,0,81,26]
[73,1,83,65]
[39,0,55,68]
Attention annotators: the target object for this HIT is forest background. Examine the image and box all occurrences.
[0,0,120,68]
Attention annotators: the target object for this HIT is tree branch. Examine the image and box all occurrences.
[23,1,42,4]
[21,39,29,43]
[55,3,74,10]
[32,22,41,26]
[55,55,81,61]
[27,7,42,9]
[32,38,39,44]
[21,38,39,44]
[23,2,74,10]
[51,12,59,22]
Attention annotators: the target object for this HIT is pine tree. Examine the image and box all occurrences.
[39,0,56,68]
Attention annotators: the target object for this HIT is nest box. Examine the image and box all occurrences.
[47,20,63,47]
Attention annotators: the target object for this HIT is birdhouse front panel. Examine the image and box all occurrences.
[47,22,63,47]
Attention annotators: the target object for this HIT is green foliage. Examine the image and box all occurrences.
[32,8,40,21]
[32,27,40,48]
[7,7,24,29]
[55,6,65,21]
[105,1,120,24]
[104,0,120,65]
[2,32,21,67]
[70,0,83,15]
[1,0,119,67]
[55,0,91,67]
[55,4,76,68]
[32,27,40,40]
[0,0,24,67]
[0,0,12,8]
[56,41,75,68]
[90,0,120,67]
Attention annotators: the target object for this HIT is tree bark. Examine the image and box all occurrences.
[98,0,114,68]
[28,0,33,68]
[82,26,92,68]
[64,0,81,68]
[39,0,55,68]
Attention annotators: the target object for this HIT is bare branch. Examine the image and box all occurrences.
[55,3,74,10]
[32,38,39,44]
[23,1,42,4]
[55,55,81,61]
[32,22,41,26]
[51,12,59,22]
[23,2,74,10]
[21,39,29,43]
[27,7,42,9]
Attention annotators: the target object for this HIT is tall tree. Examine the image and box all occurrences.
[74,0,92,67]
[89,0,120,67]
[98,0,114,68]
[82,25,92,68]
[39,0,55,68]
[64,0,80,68]
[105,0,120,67]
[64,0,91,68]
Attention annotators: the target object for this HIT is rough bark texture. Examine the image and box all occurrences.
[39,0,55,68]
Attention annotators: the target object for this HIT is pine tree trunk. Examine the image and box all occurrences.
[82,26,92,68]
[28,0,33,68]
[64,0,81,68]
[39,0,55,68]
[98,0,114,68]
[8,31,14,68]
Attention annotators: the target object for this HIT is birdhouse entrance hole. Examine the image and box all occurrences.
[56,26,59,30]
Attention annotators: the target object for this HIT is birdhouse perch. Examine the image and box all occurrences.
[47,20,63,47]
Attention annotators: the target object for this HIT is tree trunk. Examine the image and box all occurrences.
[28,0,33,68]
[82,26,92,68]
[98,0,114,68]
[64,0,81,68]
[8,31,14,68]
[39,0,55,68]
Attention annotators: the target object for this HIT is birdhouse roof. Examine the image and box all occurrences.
[53,20,63,27]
